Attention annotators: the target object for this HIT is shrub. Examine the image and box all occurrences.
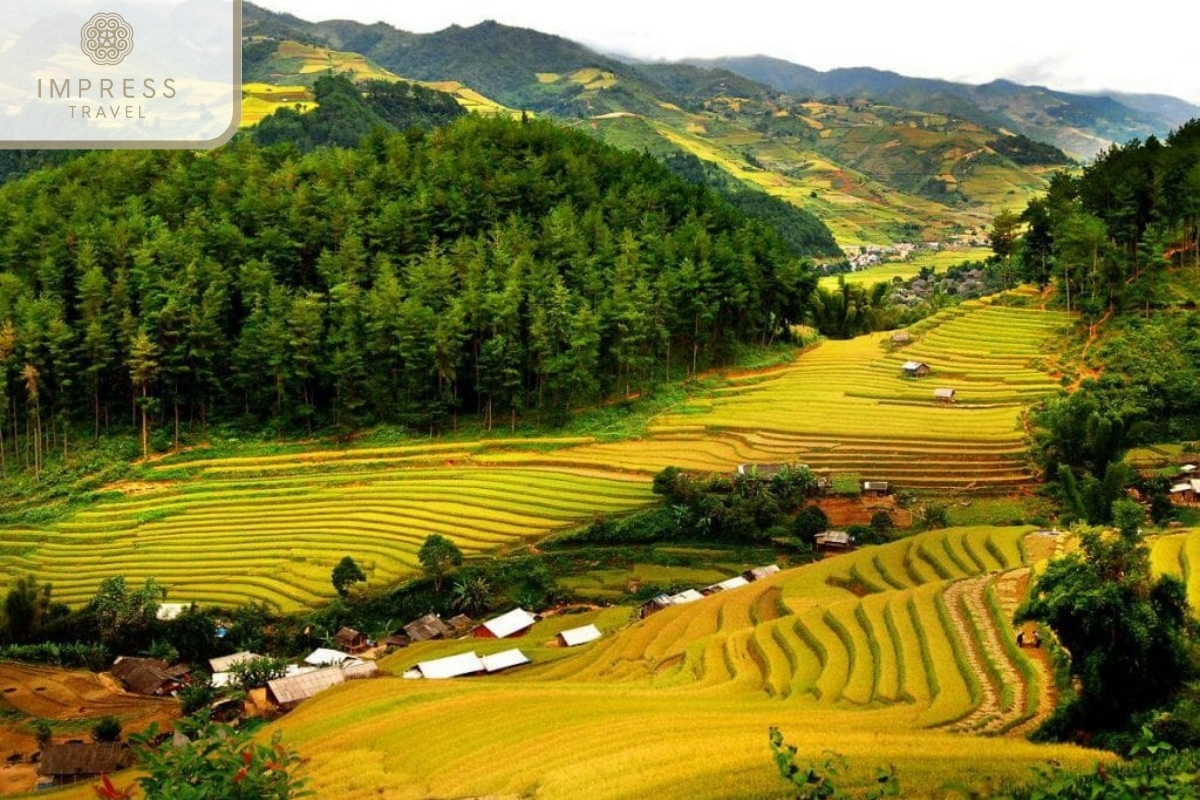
[792,505,829,543]
[91,715,122,743]
[96,719,309,800]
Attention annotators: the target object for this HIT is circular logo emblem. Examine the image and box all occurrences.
[80,12,134,66]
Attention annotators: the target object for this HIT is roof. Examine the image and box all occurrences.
[304,648,352,666]
[706,576,750,593]
[745,564,781,581]
[403,613,450,641]
[891,331,911,341]
[38,743,132,778]
[335,626,365,643]
[481,648,530,673]
[862,481,890,491]
[816,530,853,547]
[416,651,485,679]
[481,608,537,639]
[933,388,956,398]
[342,660,379,680]
[445,614,475,635]
[668,589,704,605]
[1171,482,1194,493]
[643,594,672,609]
[1181,464,1197,473]
[736,463,786,477]
[111,657,177,695]
[267,666,345,705]
[901,360,927,371]
[559,624,602,647]
[208,651,262,674]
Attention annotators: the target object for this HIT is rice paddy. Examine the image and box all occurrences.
[0,293,1072,610]
[245,527,1106,800]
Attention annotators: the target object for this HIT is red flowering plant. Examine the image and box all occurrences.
[95,719,309,800]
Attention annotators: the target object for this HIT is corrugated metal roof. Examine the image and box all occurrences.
[559,624,602,647]
[669,589,704,604]
[481,649,530,672]
[707,576,750,593]
[38,743,131,777]
[209,651,262,673]
[901,360,925,370]
[404,613,451,641]
[417,651,485,679]
[304,648,351,666]
[1171,483,1193,493]
[933,388,956,398]
[745,564,781,581]
[267,667,345,705]
[482,608,537,638]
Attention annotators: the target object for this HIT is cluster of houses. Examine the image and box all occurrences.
[889,266,989,308]
[399,607,603,680]
[639,564,781,619]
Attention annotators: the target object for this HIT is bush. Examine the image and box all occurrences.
[91,716,122,743]
[96,719,308,800]
[792,505,829,543]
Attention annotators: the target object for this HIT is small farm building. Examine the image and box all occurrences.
[475,608,537,639]
[403,613,451,642]
[410,652,486,679]
[901,360,930,378]
[304,648,352,667]
[341,660,379,680]
[110,657,187,696]
[743,564,781,582]
[558,624,602,647]
[445,614,475,636]
[891,332,911,345]
[815,530,854,551]
[862,480,890,496]
[668,589,704,605]
[267,667,345,708]
[208,651,262,674]
[736,463,786,477]
[38,743,132,786]
[703,576,750,595]
[933,388,956,402]
[334,626,370,654]
[1171,480,1200,503]
[481,649,531,673]
[639,594,673,619]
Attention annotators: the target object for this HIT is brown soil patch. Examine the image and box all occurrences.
[0,663,178,795]
[101,480,176,496]
[814,496,912,528]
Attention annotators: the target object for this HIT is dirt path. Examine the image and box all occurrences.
[943,575,1028,735]
[994,567,1056,738]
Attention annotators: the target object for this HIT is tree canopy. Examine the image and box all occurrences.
[0,115,816,463]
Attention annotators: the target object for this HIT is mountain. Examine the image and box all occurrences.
[685,56,1200,160]
[236,5,1078,246]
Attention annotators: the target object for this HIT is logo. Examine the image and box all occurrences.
[80,12,134,66]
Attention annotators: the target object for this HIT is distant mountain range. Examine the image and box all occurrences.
[682,56,1200,160]
[239,3,1199,246]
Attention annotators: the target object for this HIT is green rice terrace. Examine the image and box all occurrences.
[0,291,1072,611]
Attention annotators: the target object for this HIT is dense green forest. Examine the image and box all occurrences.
[1014,119,1200,522]
[251,74,467,151]
[0,114,815,468]
[1003,119,1200,316]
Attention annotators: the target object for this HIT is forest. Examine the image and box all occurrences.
[1001,119,1200,316]
[0,113,816,469]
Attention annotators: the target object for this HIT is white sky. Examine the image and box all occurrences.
[256,1,1200,105]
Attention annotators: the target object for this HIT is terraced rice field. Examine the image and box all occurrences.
[228,527,1102,800]
[0,293,1070,609]
[0,468,651,611]
[1151,528,1200,609]
[528,293,1070,489]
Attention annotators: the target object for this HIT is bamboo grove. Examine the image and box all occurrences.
[0,115,817,467]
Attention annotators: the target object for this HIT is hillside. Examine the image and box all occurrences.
[237,5,1074,247]
[255,529,1109,798]
[687,56,1200,161]
[0,292,1071,609]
